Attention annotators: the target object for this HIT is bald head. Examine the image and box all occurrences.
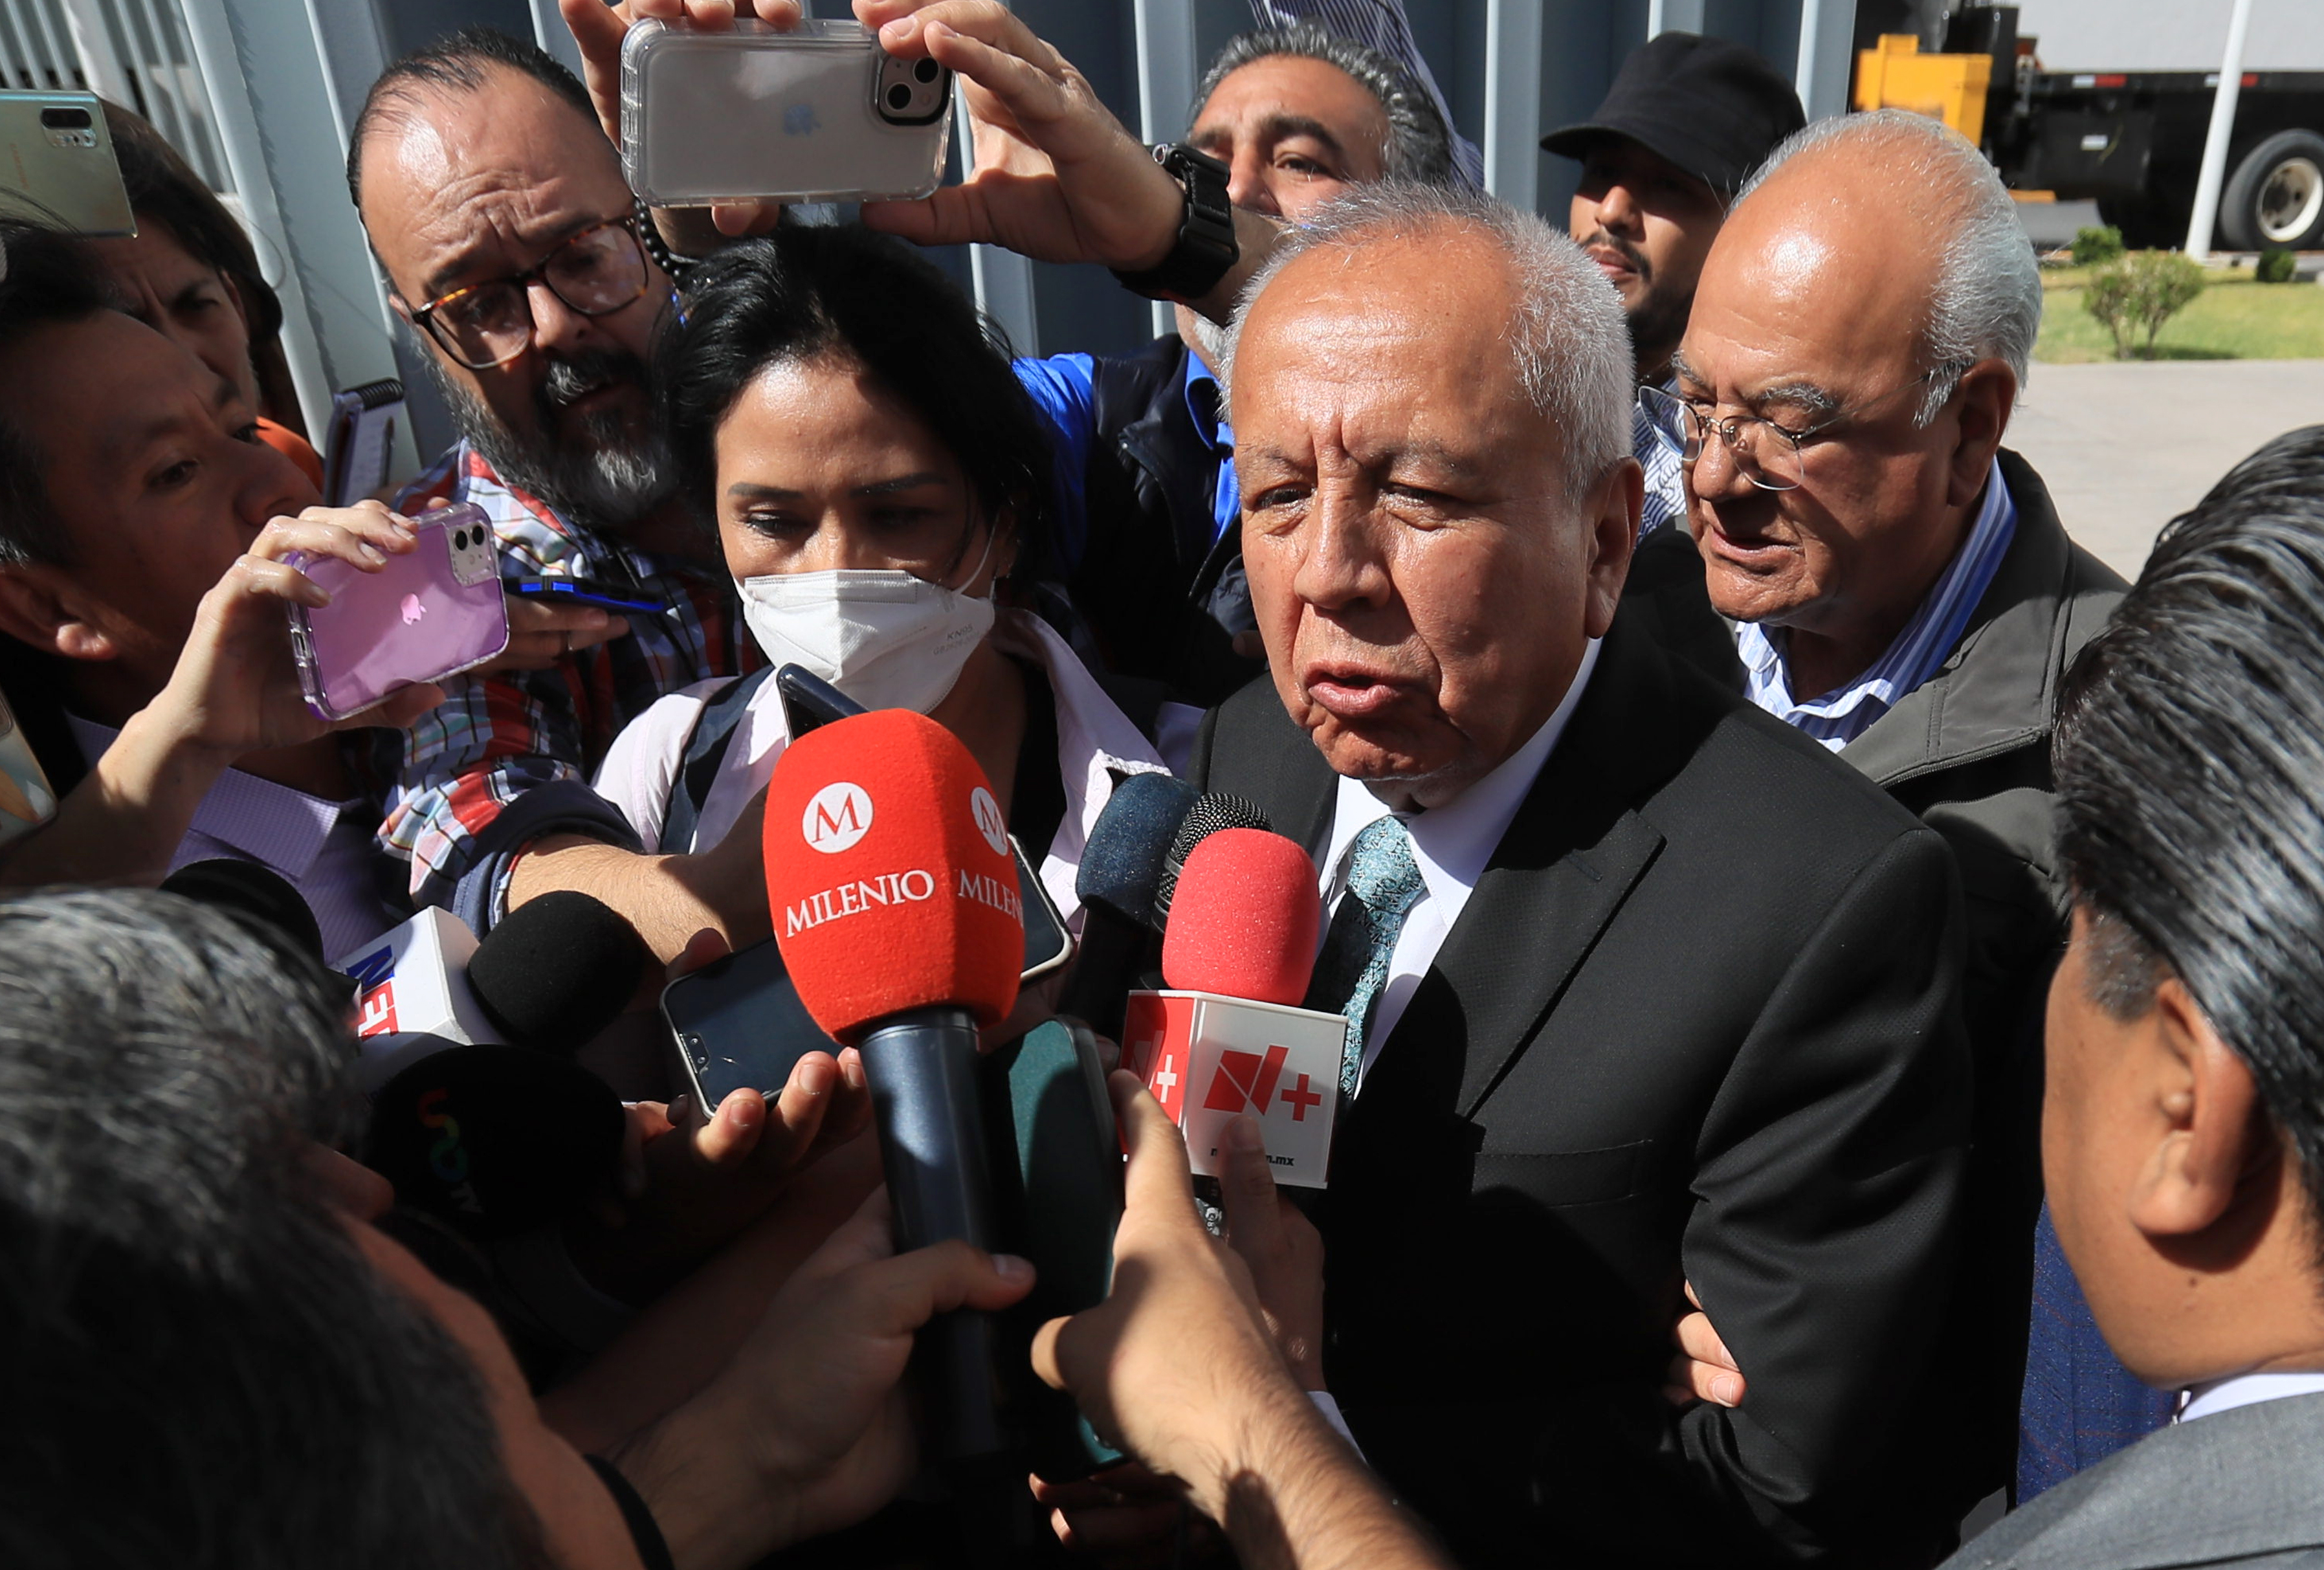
[1673,110,2036,694]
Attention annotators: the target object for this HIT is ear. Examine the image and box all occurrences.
[1944,359,2017,510]
[0,564,120,663]
[1581,457,1642,640]
[2128,977,2268,1239]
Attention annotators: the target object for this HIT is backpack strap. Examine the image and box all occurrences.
[658,666,775,856]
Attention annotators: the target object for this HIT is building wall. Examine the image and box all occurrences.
[2012,0,2324,74]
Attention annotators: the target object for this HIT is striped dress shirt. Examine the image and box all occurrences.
[1736,458,2020,751]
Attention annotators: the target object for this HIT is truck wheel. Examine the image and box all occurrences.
[2220,129,2324,252]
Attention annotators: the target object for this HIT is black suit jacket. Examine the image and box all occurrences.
[1190,617,1980,1567]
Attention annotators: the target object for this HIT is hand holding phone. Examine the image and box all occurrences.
[160,502,452,754]
[284,502,509,721]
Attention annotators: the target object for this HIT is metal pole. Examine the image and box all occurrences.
[1483,0,1542,213]
[53,0,131,103]
[2184,0,2256,258]
[1133,0,1197,339]
[1794,0,1860,122]
[1648,0,1705,37]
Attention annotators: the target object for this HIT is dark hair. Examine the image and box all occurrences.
[0,221,109,566]
[1195,23,1455,186]
[660,225,1049,573]
[100,99,304,432]
[2054,423,2324,1226]
[348,27,603,212]
[0,890,551,1569]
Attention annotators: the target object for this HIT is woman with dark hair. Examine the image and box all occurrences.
[94,101,318,482]
[511,225,1171,960]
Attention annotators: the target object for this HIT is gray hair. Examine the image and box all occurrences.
[1740,108,2041,426]
[1219,182,1633,507]
[1193,23,1455,187]
[0,890,551,1567]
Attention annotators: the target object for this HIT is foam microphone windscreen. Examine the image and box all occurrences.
[1161,828,1323,1004]
[465,891,648,1054]
[160,858,325,966]
[1153,791,1270,923]
[764,709,1024,1042]
[1076,772,1200,926]
[362,1044,625,1239]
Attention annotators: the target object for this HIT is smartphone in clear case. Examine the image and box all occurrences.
[620,18,953,207]
[284,503,509,722]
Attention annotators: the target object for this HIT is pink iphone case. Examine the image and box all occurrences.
[285,503,509,722]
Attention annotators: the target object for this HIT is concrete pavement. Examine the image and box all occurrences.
[2009,359,2324,579]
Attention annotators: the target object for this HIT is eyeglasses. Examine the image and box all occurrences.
[1637,361,1973,492]
[406,216,652,371]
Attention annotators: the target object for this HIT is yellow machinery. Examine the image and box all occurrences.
[1855,34,1994,148]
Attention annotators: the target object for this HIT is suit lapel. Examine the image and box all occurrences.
[1377,623,1696,1118]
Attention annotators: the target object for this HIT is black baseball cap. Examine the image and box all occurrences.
[1540,32,1806,195]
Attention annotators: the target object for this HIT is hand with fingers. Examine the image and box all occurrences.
[557,0,804,239]
[1030,1463,1221,1569]
[573,929,875,1299]
[1030,1074,1448,1570]
[850,1,1184,270]
[611,1185,1035,1567]
[1663,1279,1747,1409]
[160,498,450,758]
[1217,1112,1329,1391]
[480,594,629,674]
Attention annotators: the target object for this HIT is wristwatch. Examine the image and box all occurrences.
[1110,144,1239,304]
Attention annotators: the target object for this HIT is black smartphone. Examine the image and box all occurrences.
[509,577,673,617]
[775,663,1072,982]
[660,936,837,1111]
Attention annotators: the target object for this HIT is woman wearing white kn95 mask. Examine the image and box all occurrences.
[513,224,1176,973]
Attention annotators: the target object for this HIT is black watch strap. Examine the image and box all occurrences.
[1111,144,1239,305]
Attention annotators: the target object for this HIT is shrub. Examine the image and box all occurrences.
[2071,225,2127,267]
[2257,247,2299,284]
[2084,250,2207,359]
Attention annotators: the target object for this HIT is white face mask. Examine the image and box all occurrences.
[737,535,997,716]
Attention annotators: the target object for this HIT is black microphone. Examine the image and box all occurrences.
[160,858,325,967]
[1056,773,1199,1037]
[362,1043,625,1239]
[1152,791,1271,926]
[465,891,648,1054]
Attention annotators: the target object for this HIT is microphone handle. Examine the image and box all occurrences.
[1054,903,1156,1041]
[858,1004,1008,1466]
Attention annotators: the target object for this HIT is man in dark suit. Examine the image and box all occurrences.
[1945,428,2324,1567]
[1187,181,1987,1567]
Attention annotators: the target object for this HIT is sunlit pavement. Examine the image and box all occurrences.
[2010,359,2324,579]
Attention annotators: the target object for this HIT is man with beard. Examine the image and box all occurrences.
[348,28,752,925]
[1542,33,1802,538]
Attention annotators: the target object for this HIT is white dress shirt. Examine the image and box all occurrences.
[1316,639,1602,1092]
[2178,1370,2324,1424]
[592,610,1170,931]
[69,714,401,962]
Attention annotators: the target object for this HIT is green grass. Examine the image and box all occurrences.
[2036,261,2324,364]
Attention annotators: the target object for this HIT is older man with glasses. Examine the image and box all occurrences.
[1644,108,2130,1511]
[347,27,755,932]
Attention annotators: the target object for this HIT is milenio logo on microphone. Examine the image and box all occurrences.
[802,782,874,854]
[781,777,1021,938]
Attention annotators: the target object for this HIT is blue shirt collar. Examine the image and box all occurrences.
[1184,344,1232,454]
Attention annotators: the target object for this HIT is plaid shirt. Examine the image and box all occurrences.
[377,444,756,918]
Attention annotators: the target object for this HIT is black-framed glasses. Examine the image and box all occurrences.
[1638,360,1973,492]
[407,216,652,371]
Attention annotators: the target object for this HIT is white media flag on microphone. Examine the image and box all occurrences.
[334,906,503,1090]
[1122,990,1346,1189]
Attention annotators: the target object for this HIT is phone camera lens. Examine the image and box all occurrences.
[914,59,939,84]
[38,107,91,130]
[452,528,469,549]
[887,82,913,111]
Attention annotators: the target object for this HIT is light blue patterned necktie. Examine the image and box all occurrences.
[1304,815,1426,1096]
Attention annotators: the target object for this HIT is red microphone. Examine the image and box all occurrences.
[1125,828,1345,1189]
[764,708,1023,1465]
